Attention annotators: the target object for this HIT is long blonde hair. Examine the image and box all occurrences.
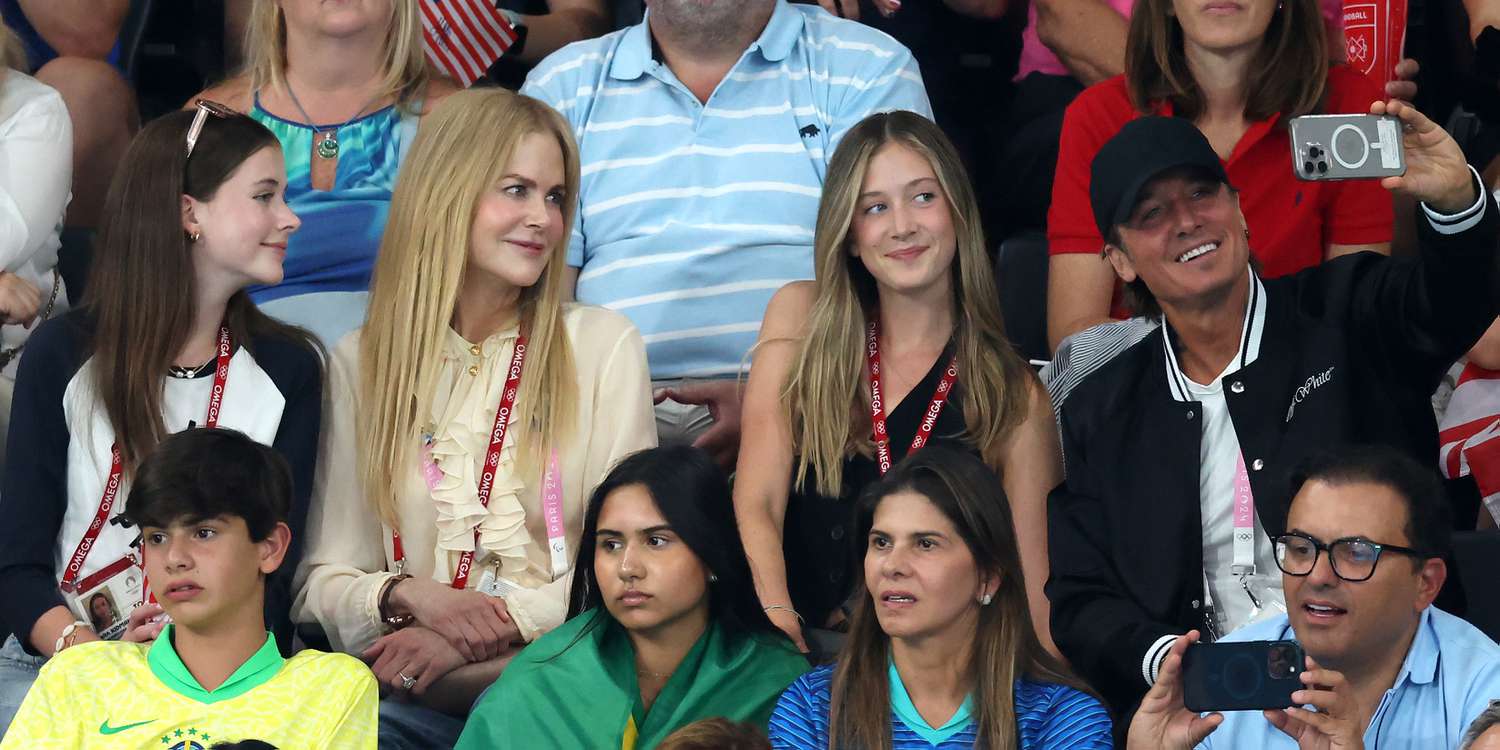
[242,0,428,110]
[358,88,580,528]
[785,111,1032,497]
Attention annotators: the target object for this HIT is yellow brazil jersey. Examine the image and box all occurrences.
[1,625,377,749]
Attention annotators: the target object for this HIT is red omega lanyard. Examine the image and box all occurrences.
[60,326,234,604]
[392,335,528,589]
[865,320,959,476]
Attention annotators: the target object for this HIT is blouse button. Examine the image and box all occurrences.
[1186,410,1196,420]
[830,526,845,540]
[1230,381,1245,394]
[469,344,482,356]
[468,365,480,377]
[1251,459,1265,471]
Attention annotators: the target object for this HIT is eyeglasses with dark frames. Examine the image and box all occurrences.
[1271,531,1431,583]
[185,99,238,159]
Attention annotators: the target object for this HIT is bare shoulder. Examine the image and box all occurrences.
[761,281,817,340]
[187,76,254,112]
[419,76,463,116]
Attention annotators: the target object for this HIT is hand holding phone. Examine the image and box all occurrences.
[1264,657,1366,750]
[1126,631,1224,750]
[1182,639,1304,713]
[1289,114,1406,181]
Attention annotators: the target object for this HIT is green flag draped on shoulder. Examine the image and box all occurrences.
[456,608,810,749]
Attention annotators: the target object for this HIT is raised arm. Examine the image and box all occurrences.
[1348,101,1499,381]
[734,282,815,653]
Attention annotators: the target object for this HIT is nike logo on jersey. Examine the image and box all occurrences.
[100,718,155,734]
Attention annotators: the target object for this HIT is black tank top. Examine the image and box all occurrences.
[781,344,977,627]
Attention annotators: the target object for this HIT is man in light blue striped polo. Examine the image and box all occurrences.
[522,0,932,466]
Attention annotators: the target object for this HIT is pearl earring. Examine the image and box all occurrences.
[189,231,201,242]
[980,593,993,606]
[709,573,718,583]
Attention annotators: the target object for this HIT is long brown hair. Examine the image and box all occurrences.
[84,110,318,467]
[1125,0,1328,122]
[783,111,1033,497]
[828,444,1089,750]
[358,88,579,528]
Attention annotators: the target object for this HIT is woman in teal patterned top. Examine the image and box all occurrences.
[192,0,457,346]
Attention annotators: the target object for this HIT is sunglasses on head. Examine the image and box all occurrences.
[185,99,238,159]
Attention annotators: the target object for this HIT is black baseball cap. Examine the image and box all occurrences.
[1089,116,1231,237]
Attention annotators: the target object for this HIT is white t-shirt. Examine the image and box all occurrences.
[1161,270,1286,637]
[1183,367,1285,636]
[0,70,72,378]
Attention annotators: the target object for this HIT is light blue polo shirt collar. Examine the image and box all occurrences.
[1278,607,1439,687]
[889,659,975,746]
[609,0,804,81]
[1393,607,1440,687]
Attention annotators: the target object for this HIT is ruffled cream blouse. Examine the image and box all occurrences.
[293,305,656,654]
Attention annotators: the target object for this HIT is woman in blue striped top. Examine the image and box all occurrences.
[768,444,1112,749]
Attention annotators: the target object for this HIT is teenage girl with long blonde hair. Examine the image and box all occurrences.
[734,110,1064,658]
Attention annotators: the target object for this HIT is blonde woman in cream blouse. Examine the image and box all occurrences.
[292,89,655,737]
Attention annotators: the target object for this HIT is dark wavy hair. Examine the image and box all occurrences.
[565,446,789,644]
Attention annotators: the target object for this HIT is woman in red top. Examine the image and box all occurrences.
[1045,0,1393,352]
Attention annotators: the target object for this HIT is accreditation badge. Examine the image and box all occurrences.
[60,555,144,641]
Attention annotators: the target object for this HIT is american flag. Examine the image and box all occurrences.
[420,0,518,87]
[1439,361,1500,524]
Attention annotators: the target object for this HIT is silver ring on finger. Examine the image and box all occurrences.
[398,671,417,690]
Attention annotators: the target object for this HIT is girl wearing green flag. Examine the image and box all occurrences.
[456,446,810,749]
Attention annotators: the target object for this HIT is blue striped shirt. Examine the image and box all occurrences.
[521,2,932,379]
[768,664,1115,749]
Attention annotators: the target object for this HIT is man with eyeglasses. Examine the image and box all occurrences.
[1046,98,1500,717]
[1127,444,1500,749]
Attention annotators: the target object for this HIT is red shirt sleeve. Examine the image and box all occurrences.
[1047,77,1137,256]
[1317,66,1396,246]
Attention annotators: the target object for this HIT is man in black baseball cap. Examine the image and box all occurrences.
[1044,102,1500,720]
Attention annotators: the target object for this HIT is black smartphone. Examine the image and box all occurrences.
[1182,640,1304,713]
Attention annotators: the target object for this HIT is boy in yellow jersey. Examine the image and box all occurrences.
[1,429,377,749]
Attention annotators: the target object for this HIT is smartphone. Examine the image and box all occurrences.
[1288,114,1406,181]
[1182,640,1304,713]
